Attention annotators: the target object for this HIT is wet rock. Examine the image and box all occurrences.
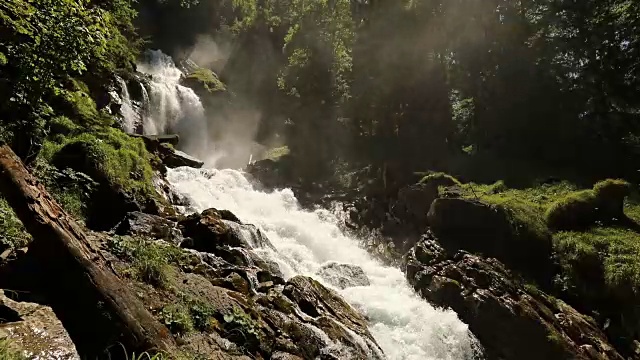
[115,211,181,243]
[404,238,623,360]
[0,290,80,360]
[283,276,375,344]
[158,144,204,169]
[316,262,370,289]
[427,197,553,283]
[179,208,273,251]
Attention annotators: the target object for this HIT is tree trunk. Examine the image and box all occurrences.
[0,145,177,356]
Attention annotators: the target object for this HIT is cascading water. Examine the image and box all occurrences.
[117,50,213,160]
[112,75,140,133]
[167,168,480,360]
[141,52,481,359]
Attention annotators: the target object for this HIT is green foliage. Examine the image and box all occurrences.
[108,236,183,288]
[161,304,194,335]
[0,0,140,160]
[0,198,30,251]
[222,306,259,337]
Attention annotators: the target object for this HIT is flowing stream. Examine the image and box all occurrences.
[128,50,481,360]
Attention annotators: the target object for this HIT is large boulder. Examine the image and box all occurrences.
[404,238,623,360]
[158,144,204,169]
[316,262,370,290]
[391,183,439,233]
[115,211,182,243]
[50,133,172,230]
[0,290,80,359]
[178,208,272,251]
[427,197,553,283]
[281,276,383,359]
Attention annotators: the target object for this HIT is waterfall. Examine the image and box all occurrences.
[113,76,139,133]
[168,167,481,360]
[113,50,213,161]
[141,51,481,359]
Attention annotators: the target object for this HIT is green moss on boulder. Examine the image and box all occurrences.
[546,179,631,230]
[183,68,226,95]
[43,127,169,229]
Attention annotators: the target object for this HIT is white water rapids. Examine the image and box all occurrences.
[127,50,481,359]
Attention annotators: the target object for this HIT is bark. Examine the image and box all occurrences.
[0,145,177,356]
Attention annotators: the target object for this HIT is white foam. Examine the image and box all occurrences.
[167,167,481,359]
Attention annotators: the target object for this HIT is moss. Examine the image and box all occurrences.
[32,160,97,221]
[184,68,226,94]
[42,127,158,204]
[458,181,551,244]
[419,171,461,186]
[546,179,631,230]
[49,116,81,136]
[0,197,31,251]
[263,146,290,161]
[554,227,640,309]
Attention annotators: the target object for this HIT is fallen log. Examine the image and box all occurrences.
[0,145,177,356]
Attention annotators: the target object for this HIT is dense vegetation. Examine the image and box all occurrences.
[1,0,640,358]
[135,0,640,185]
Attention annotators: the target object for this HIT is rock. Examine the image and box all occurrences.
[404,238,624,360]
[283,276,374,342]
[51,141,164,230]
[0,290,80,360]
[316,262,370,289]
[427,197,553,283]
[392,182,439,232]
[178,209,232,251]
[115,211,181,243]
[158,144,204,169]
[129,134,180,149]
[179,208,272,251]
[271,351,304,360]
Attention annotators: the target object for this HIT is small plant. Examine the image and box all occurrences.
[222,306,259,337]
[160,304,194,335]
[108,236,183,288]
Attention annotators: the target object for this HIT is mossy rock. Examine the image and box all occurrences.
[546,179,631,230]
[428,197,553,284]
[46,127,168,229]
[182,68,226,95]
[418,171,461,187]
